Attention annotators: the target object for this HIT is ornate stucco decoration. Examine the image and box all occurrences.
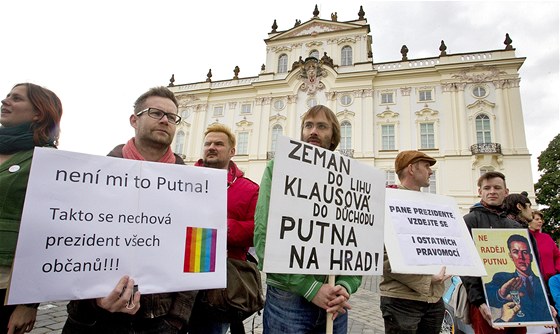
[466,99,496,114]
[236,119,253,129]
[362,89,374,97]
[270,45,293,53]
[269,113,287,122]
[415,107,439,121]
[400,87,411,96]
[452,65,507,83]
[282,22,347,38]
[441,82,467,92]
[336,109,355,120]
[176,94,199,107]
[337,36,357,45]
[193,104,207,113]
[352,90,365,98]
[228,102,237,109]
[471,155,504,170]
[493,78,521,89]
[256,97,272,105]
[325,91,337,100]
[305,41,323,48]
[299,57,327,95]
[376,108,400,121]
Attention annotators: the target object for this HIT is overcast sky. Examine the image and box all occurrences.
[1,1,558,183]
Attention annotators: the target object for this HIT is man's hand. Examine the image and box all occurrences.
[7,305,37,334]
[479,303,493,325]
[498,301,520,322]
[497,277,523,300]
[95,275,140,314]
[431,266,452,284]
[544,306,558,329]
[311,284,351,320]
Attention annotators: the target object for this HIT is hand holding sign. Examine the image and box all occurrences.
[311,284,350,320]
[95,275,141,314]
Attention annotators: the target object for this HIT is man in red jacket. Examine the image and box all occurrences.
[189,124,259,334]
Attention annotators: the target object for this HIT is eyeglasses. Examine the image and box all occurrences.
[136,108,182,125]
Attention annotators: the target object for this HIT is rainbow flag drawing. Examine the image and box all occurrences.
[184,226,217,273]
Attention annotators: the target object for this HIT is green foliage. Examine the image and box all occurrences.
[534,133,560,240]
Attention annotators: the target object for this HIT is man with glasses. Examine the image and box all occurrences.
[254,105,361,334]
[188,124,259,334]
[62,87,197,334]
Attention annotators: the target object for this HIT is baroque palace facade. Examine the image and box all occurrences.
[168,5,533,213]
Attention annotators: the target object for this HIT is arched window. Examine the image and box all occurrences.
[341,46,352,66]
[174,130,185,154]
[340,121,352,150]
[278,54,288,73]
[309,50,319,59]
[476,114,491,144]
[271,125,283,152]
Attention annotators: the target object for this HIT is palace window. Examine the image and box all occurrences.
[476,114,492,144]
[418,89,433,102]
[340,94,352,106]
[237,132,249,155]
[420,123,435,149]
[341,46,352,66]
[174,130,185,154]
[213,106,224,117]
[381,92,394,104]
[473,85,488,98]
[421,173,437,194]
[271,124,283,152]
[273,99,285,110]
[381,124,396,150]
[241,103,252,114]
[278,54,288,73]
[340,121,352,150]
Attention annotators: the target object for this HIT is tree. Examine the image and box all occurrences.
[534,133,560,240]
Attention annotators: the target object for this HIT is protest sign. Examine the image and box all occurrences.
[473,228,554,327]
[384,188,486,276]
[262,136,386,275]
[7,147,227,305]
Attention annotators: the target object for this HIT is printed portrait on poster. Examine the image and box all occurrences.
[473,229,554,327]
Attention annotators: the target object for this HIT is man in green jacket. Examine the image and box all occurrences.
[253,105,361,334]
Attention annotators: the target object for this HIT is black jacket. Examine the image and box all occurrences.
[460,203,522,307]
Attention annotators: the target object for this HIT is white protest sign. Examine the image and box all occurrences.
[8,147,227,305]
[384,187,486,276]
[263,136,386,275]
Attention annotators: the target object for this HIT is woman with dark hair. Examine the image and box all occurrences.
[0,83,63,334]
[529,210,560,283]
[503,193,533,227]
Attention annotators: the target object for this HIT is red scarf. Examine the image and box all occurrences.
[121,138,176,163]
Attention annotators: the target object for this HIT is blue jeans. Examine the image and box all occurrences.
[263,286,348,334]
[380,296,444,334]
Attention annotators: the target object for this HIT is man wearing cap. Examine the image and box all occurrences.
[379,150,450,334]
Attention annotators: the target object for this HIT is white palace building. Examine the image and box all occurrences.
[168,5,533,213]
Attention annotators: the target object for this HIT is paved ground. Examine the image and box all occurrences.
[30,275,384,334]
